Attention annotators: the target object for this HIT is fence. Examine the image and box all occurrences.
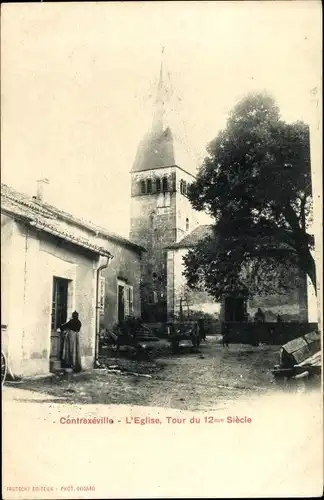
[142,320,222,338]
[142,320,319,346]
[221,322,319,345]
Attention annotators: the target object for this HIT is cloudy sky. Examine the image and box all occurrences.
[1,1,321,237]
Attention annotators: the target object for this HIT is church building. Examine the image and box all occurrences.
[129,58,310,324]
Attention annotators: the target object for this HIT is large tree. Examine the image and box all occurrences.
[184,92,315,300]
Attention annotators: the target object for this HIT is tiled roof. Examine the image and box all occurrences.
[167,225,215,249]
[1,183,145,256]
[131,127,198,175]
[167,224,296,252]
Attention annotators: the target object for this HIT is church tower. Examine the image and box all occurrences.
[130,53,199,322]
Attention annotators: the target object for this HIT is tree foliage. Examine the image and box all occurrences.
[184,92,315,300]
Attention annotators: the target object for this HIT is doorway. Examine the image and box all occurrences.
[118,283,125,324]
[50,277,69,368]
[224,296,246,322]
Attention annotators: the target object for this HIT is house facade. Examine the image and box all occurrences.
[1,183,143,377]
[97,235,143,330]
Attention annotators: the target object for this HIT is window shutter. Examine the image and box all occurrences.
[124,286,130,317]
[99,276,105,311]
[129,286,134,315]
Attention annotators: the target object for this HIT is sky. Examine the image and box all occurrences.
[1,1,322,237]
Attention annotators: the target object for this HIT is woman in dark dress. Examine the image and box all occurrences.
[60,311,82,373]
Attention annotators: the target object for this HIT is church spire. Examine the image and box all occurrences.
[152,46,166,135]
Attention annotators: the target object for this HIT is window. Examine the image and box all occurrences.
[180,179,187,195]
[147,179,152,194]
[123,285,134,316]
[140,180,146,194]
[162,177,168,192]
[51,277,69,330]
[117,279,134,322]
[186,218,189,231]
[156,178,161,193]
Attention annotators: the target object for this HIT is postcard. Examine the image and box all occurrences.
[1,1,322,498]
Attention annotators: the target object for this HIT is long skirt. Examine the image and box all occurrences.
[61,330,82,373]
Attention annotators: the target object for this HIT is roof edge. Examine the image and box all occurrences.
[1,205,113,258]
[131,164,196,179]
[1,183,146,254]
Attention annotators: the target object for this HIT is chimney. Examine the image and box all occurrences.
[36,178,49,202]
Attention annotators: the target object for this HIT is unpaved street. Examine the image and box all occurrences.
[9,337,281,410]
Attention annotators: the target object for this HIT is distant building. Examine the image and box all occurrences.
[1,182,144,376]
[166,225,220,318]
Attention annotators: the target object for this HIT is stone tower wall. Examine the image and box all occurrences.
[130,165,199,321]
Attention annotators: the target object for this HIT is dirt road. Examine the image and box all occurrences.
[8,337,282,410]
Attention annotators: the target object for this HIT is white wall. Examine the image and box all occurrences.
[1,215,14,357]
[3,218,98,376]
[175,170,200,242]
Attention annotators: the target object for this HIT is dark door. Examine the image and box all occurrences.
[225,297,246,322]
[50,277,69,362]
[118,285,125,324]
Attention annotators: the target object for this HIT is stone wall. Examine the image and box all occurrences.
[167,246,310,322]
[130,167,178,321]
[130,165,204,322]
[247,266,309,321]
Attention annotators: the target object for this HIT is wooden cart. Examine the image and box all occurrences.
[272,331,321,385]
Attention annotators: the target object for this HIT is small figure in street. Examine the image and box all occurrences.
[254,308,265,323]
[59,311,82,373]
[274,314,283,345]
[222,323,230,347]
[190,322,200,352]
[198,318,206,342]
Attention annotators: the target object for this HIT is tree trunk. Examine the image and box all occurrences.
[282,204,317,294]
[300,246,317,295]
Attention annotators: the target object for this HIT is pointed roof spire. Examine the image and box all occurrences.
[152,46,166,135]
[157,46,164,92]
[132,47,199,174]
